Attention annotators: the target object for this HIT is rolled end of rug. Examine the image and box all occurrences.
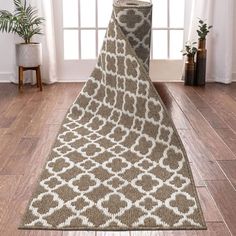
[113,0,152,8]
[113,0,153,71]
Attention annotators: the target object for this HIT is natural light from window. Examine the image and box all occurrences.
[62,0,185,60]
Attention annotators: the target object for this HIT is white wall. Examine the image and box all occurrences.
[0,1,16,82]
[233,1,236,80]
[0,1,236,83]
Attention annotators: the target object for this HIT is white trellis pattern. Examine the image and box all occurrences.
[20,2,206,230]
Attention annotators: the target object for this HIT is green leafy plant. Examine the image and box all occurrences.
[0,0,44,44]
[197,19,213,40]
[181,41,198,57]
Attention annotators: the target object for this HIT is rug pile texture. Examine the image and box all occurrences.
[20,0,206,231]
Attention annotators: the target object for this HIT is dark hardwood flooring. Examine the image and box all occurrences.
[0,82,235,236]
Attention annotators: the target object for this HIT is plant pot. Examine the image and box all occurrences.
[196,39,207,86]
[16,43,42,67]
[184,55,196,86]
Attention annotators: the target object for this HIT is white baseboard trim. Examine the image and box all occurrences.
[233,72,236,82]
[58,78,88,83]
[0,72,15,83]
[152,79,182,83]
[57,77,183,83]
[207,76,236,84]
[1,73,236,84]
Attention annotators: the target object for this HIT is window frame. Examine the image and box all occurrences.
[150,0,184,60]
[53,0,185,81]
[62,0,112,60]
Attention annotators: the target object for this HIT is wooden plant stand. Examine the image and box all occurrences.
[18,66,43,92]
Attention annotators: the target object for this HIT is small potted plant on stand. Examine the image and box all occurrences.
[0,0,45,91]
[196,19,213,86]
[182,41,197,86]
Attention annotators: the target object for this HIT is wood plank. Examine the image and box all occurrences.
[19,230,62,236]
[166,83,236,161]
[201,222,231,236]
[0,128,7,137]
[0,116,16,129]
[0,125,60,236]
[196,187,223,222]
[0,175,21,234]
[26,124,61,177]
[218,160,236,190]
[172,85,208,109]
[194,85,236,132]
[198,84,236,114]
[0,133,22,156]
[195,222,231,236]
[179,83,235,149]
[131,231,165,236]
[216,83,236,101]
[5,95,44,136]
[154,83,191,130]
[0,175,19,206]
[186,90,236,156]
[3,92,32,118]
[0,86,36,131]
[0,134,22,170]
[97,232,130,236]
[53,83,83,110]
[179,130,226,181]
[23,84,61,137]
[160,231,196,236]
[2,85,53,138]
[46,109,68,125]
[194,106,236,157]
[31,231,62,236]
[190,163,205,187]
[216,128,236,156]
[197,107,228,129]
[131,222,231,236]
[206,180,236,235]
[46,83,83,125]
[24,83,82,137]
[63,231,95,236]
[0,84,18,115]
[0,175,29,236]
[0,137,39,175]
[145,222,231,235]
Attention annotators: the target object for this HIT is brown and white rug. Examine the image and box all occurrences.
[20,0,206,231]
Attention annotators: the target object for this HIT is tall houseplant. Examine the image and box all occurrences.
[0,0,45,67]
[196,19,213,86]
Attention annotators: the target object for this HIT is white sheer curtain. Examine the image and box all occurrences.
[184,0,234,84]
[31,0,58,84]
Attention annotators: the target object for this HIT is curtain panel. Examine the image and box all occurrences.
[31,0,58,84]
[184,0,234,84]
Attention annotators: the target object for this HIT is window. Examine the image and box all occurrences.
[62,0,112,60]
[151,0,185,59]
[54,0,185,81]
[61,0,184,61]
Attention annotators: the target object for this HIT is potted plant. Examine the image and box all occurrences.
[182,41,197,86]
[196,19,213,86]
[0,0,45,68]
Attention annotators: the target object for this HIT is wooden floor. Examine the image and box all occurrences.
[0,82,236,236]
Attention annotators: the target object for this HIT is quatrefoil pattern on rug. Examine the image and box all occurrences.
[20,1,206,231]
